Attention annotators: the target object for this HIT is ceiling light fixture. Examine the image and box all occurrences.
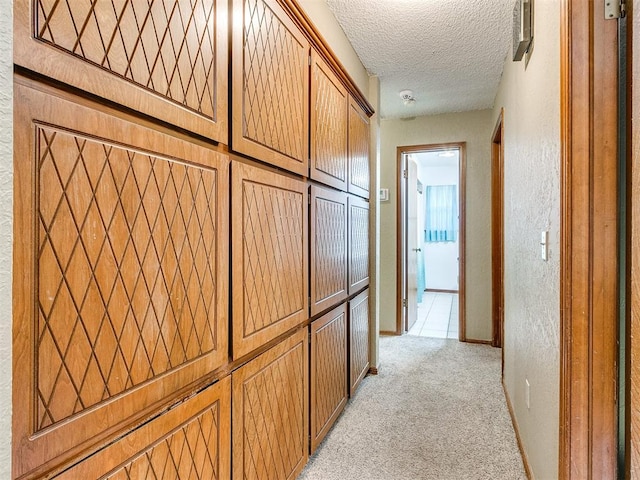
[399,89,416,107]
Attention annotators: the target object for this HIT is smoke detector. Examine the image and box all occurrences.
[399,89,416,106]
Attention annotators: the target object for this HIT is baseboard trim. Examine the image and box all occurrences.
[425,288,459,294]
[379,330,400,336]
[463,338,492,345]
[502,380,534,479]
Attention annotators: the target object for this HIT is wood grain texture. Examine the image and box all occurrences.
[349,288,370,396]
[559,1,619,478]
[347,98,370,199]
[630,0,640,476]
[491,110,504,349]
[231,0,309,176]
[310,304,348,453]
[232,328,309,480]
[54,376,231,480]
[348,195,370,295]
[13,78,230,479]
[14,0,228,143]
[231,161,308,360]
[310,186,348,317]
[310,50,348,191]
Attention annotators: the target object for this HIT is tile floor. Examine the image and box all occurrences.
[408,292,459,339]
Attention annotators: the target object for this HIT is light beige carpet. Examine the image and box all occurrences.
[299,335,527,480]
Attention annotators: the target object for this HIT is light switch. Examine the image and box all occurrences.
[540,231,548,261]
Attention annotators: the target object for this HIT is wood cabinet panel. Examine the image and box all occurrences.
[310,185,348,317]
[231,0,310,175]
[348,195,370,295]
[310,51,348,191]
[349,288,370,397]
[13,78,230,478]
[15,0,228,143]
[232,328,309,480]
[54,376,231,480]
[231,162,308,359]
[347,98,370,198]
[310,304,348,453]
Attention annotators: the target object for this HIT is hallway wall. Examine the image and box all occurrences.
[379,110,493,340]
[0,0,11,476]
[492,0,561,477]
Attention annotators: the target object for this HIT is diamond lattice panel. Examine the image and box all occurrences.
[232,0,308,174]
[232,329,308,480]
[311,187,347,317]
[348,101,370,198]
[104,403,221,480]
[232,162,308,359]
[52,377,231,480]
[311,306,347,452]
[349,289,369,396]
[349,199,370,294]
[36,125,221,430]
[35,0,218,120]
[311,55,348,190]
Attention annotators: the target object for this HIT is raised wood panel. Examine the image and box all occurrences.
[15,0,228,143]
[231,0,309,176]
[310,185,348,317]
[349,288,370,396]
[310,50,348,191]
[348,195,370,295]
[54,376,231,480]
[231,162,308,360]
[310,303,348,453]
[232,328,309,480]
[347,98,370,199]
[13,78,230,479]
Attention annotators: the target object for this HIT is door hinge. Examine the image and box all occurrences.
[605,0,626,19]
[402,298,407,308]
[403,169,408,179]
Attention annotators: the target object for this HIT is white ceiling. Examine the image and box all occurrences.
[324,0,514,119]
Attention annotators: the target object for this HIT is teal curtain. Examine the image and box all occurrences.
[425,185,458,242]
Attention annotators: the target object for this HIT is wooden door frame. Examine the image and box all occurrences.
[559,0,619,478]
[491,109,504,350]
[395,143,466,339]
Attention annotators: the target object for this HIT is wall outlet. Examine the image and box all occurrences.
[525,379,530,409]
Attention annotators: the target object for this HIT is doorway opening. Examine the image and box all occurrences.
[396,143,466,340]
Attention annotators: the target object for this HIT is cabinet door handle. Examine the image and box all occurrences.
[412,248,421,252]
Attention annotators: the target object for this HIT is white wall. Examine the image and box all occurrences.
[379,110,493,340]
[419,161,459,291]
[0,0,12,477]
[492,0,561,477]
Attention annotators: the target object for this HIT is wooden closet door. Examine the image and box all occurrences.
[232,328,309,480]
[310,185,348,317]
[13,78,230,479]
[15,0,228,143]
[54,376,231,480]
[310,51,348,191]
[348,195,370,295]
[231,0,310,175]
[347,98,371,198]
[310,303,348,453]
[349,288,370,397]
[231,162,308,359]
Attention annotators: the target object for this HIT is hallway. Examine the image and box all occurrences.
[299,335,525,480]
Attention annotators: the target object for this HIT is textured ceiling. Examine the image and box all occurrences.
[324,0,514,119]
